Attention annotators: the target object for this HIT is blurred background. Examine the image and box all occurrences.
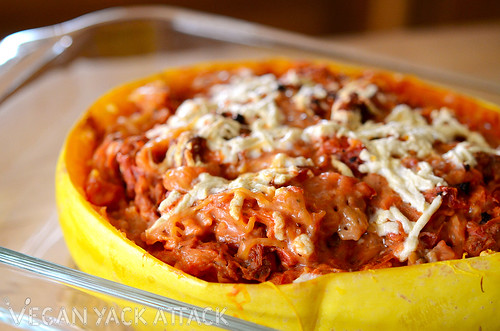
[0,0,499,96]
[1,0,500,37]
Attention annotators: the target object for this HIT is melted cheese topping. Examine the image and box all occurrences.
[291,234,314,257]
[148,69,499,261]
[149,162,306,233]
[272,211,286,241]
[398,195,442,260]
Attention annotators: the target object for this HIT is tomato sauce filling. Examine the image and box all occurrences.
[84,62,500,284]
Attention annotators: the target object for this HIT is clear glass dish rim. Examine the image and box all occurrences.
[0,247,274,331]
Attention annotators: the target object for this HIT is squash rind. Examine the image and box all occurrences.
[56,58,500,330]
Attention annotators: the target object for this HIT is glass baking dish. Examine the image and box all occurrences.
[1,5,499,330]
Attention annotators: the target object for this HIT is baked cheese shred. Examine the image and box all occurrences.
[86,62,500,284]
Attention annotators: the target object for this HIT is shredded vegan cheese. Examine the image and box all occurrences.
[150,70,499,259]
[86,61,500,284]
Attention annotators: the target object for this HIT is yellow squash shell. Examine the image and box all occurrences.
[56,59,500,330]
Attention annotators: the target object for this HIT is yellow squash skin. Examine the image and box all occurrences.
[56,59,500,330]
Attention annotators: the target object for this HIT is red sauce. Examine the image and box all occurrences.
[84,62,500,284]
